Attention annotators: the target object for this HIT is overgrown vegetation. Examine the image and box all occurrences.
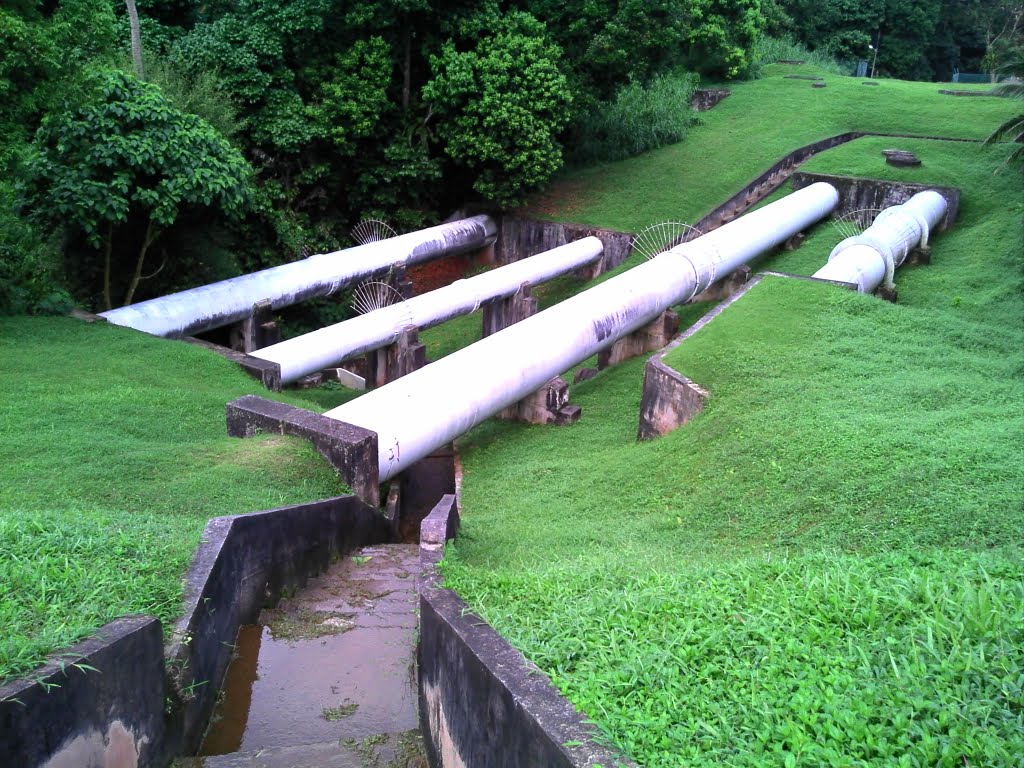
[446,103,1024,763]
[525,64,1020,230]
[752,35,849,76]
[1,1,769,319]
[0,318,358,681]
[567,74,699,166]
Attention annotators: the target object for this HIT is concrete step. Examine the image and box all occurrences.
[176,730,426,768]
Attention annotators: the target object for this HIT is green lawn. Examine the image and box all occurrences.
[445,75,1024,766]
[0,319,358,681]
[524,64,1019,232]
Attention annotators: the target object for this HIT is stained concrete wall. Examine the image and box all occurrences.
[0,496,390,768]
[0,617,166,768]
[790,172,960,230]
[418,496,635,768]
[497,216,633,272]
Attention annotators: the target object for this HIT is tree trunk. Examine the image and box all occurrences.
[402,25,411,112]
[125,0,144,79]
[122,220,159,307]
[102,223,114,311]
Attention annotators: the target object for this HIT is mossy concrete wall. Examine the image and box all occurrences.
[418,496,635,768]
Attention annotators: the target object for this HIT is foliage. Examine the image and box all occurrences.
[984,57,1024,166]
[424,13,572,206]
[567,73,699,165]
[751,36,849,77]
[684,0,764,79]
[0,181,71,316]
[0,317,359,681]
[21,70,252,308]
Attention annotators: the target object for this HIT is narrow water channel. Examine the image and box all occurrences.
[186,544,427,768]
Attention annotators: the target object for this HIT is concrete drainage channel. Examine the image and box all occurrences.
[176,544,427,768]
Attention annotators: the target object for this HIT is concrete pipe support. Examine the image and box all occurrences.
[99,215,497,338]
[813,191,947,293]
[251,237,605,385]
[325,182,839,482]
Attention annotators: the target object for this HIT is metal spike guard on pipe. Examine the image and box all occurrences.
[813,191,947,293]
[98,215,497,338]
[326,183,839,482]
[251,237,605,384]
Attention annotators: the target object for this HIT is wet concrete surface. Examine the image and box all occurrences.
[187,544,426,768]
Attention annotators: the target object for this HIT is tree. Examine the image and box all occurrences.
[22,70,252,309]
[423,12,572,206]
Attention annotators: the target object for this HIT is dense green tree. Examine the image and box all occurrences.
[424,13,572,206]
[21,71,252,308]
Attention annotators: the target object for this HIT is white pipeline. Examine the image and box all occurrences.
[813,191,947,292]
[252,238,605,384]
[99,215,497,338]
[325,183,839,481]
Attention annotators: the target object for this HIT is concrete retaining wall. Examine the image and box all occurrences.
[497,216,633,272]
[790,172,960,230]
[418,496,635,768]
[0,496,390,768]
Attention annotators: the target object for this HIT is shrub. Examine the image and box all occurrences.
[568,72,699,165]
[751,36,849,78]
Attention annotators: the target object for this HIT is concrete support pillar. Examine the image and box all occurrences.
[688,265,753,304]
[598,310,680,370]
[497,376,581,426]
[367,326,426,388]
[231,299,281,353]
[482,282,538,338]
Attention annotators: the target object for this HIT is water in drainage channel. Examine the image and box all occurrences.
[175,544,427,768]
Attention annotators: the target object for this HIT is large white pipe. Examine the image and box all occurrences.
[252,238,605,384]
[813,191,947,292]
[99,215,497,338]
[326,183,839,481]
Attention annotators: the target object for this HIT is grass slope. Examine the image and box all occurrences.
[445,88,1024,763]
[525,64,1019,232]
[0,318,358,681]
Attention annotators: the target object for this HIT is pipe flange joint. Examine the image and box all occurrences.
[671,243,718,302]
[829,235,897,291]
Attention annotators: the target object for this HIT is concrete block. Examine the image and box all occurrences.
[225,395,379,505]
[0,617,167,768]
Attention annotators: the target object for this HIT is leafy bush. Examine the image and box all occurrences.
[568,73,699,165]
[752,36,849,77]
[0,180,71,316]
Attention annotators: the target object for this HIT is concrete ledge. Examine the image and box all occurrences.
[226,394,379,505]
[790,172,961,230]
[418,496,634,768]
[166,496,392,755]
[0,616,166,768]
[183,337,283,390]
[636,278,765,440]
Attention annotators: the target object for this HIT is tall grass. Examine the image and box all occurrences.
[0,318,360,681]
[567,73,698,165]
[753,36,849,77]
